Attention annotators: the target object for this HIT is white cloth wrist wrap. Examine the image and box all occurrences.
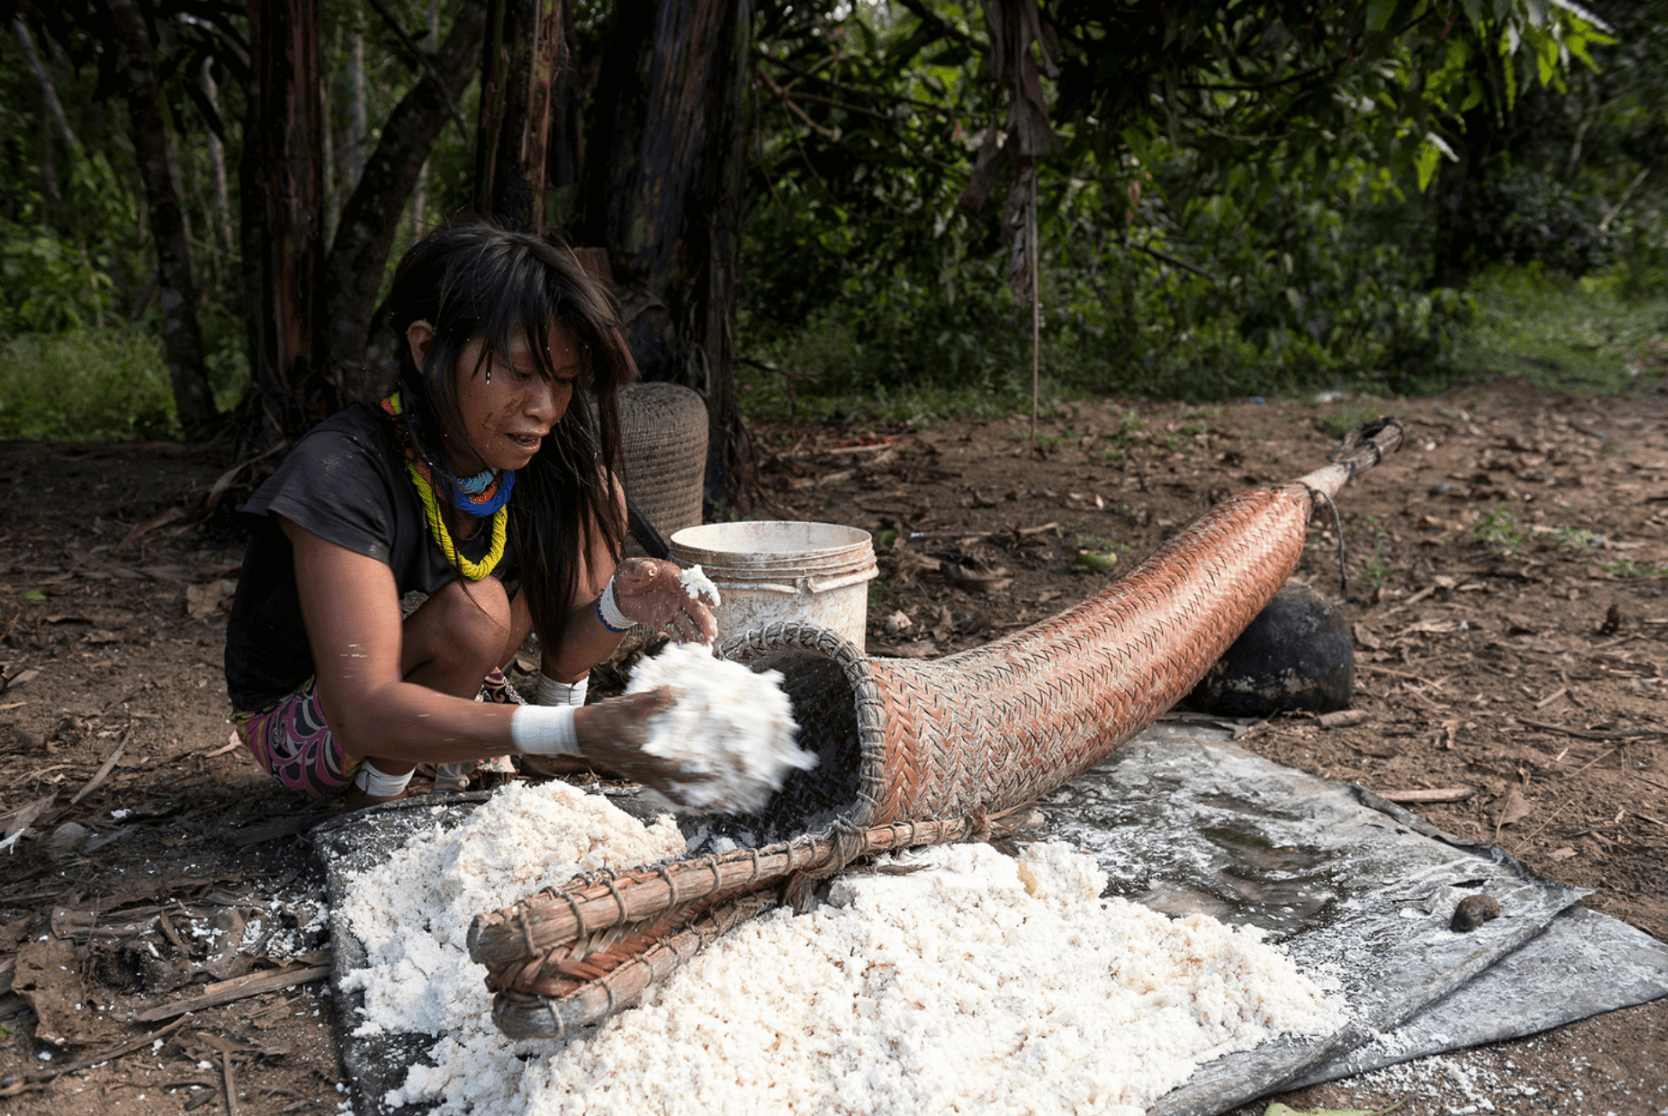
[598,574,633,632]
[536,672,588,707]
[511,704,581,756]
[354,760,414,797]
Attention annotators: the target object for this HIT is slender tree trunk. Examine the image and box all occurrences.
[582,0,752,501]
[106,0,217,432]
[201,60,234,253]
[321,46,339,245]
[410,0,443,239]
[239,86,266,415]
[475,0,565,233]
[13,18,79,151]
[327,0,488,402]
[347,30,369,188]
[13,15,74,205]
[243,0,333,451]
[546,4,587,219]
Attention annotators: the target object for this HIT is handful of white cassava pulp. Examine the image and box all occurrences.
[624,565,815,814]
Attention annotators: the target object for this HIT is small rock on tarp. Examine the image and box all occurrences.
[1187,583,1354,716]
[1451,894,1501,932]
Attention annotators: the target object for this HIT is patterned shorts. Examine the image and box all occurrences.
[232,678,358,800]
[232,669,522,800]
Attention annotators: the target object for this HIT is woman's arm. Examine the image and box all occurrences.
[537,475,632,682]
[534,474,718,681]
[284,516,520,763]
[284,514,697,789]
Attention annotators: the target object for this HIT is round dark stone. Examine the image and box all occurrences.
[1186,583,1355,716]
[1451,894,1501,932]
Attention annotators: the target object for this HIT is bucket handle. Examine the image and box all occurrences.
[726,566,879,596]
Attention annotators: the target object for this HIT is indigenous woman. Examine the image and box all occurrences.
[224,221,715,809]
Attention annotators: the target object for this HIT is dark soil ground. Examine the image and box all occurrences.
[1,373,1665,1115]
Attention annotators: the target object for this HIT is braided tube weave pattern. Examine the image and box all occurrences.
[720,481,1312,832]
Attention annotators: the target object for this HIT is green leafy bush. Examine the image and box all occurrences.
[0,328,177,440]
[1434,168,1612,280]
[0,218,115,338]
[1452,263,1668,392]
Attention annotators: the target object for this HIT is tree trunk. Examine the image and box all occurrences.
[545,4,589,221]
[326,0,488,403]
[409,0,444,239]
[105,0,217,433]
[582,0,752,502]
[321,39,339,244]
[346,30,369,188]
[201,60,234,253]
[475,0,566,233]
[242,0,333,452]
[13,18,78,152]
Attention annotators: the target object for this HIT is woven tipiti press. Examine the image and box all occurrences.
[469,419,1405,1039]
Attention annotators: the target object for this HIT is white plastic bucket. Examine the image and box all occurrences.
[669,521,878,651]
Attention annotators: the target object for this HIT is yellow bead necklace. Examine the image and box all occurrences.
[385,393,508,581]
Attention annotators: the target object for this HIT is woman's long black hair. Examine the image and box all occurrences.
[385,218,630,647]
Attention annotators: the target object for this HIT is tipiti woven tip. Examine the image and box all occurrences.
[473,417,1405,1039]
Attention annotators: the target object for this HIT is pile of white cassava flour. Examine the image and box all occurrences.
[343,781,1344,1116]
[624,640,815,814]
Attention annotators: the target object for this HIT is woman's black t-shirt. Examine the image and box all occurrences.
[223,404,517,711]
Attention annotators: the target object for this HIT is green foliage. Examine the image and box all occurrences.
[0,328,178,440]
[1355,515,1393,591]
[1452,264,1668,393]
[1599,558,1668,579]
[738,0,1611,414]
[1552,525,1600,551]
[1435,168,1612,279]
[1470,501,1529,558]
[0,217,113,336]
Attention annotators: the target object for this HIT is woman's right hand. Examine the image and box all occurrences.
[610,557,718,643]
[570,688,701,801]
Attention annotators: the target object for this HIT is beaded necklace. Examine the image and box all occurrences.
[381,393,509,581]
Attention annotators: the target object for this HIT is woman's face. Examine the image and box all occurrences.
[407,320,580,474]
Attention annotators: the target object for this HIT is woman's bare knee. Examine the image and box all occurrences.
[402,576,512,694]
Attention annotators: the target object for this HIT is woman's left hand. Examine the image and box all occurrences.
[611,557,719,643]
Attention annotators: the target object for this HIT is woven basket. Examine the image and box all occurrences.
[713,481,1310,835]
[619,382,707,547]
[470,421,1404,1039]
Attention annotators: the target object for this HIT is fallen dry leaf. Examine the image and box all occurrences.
[0,792,56,853]
[15,936,122,1047]
[1493,786,1532,830]
[1399,618,1463,636]
[185,579,238,621]
[942,563,1014,593]
[119,505,190,548]
[1352,622,1382,650]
